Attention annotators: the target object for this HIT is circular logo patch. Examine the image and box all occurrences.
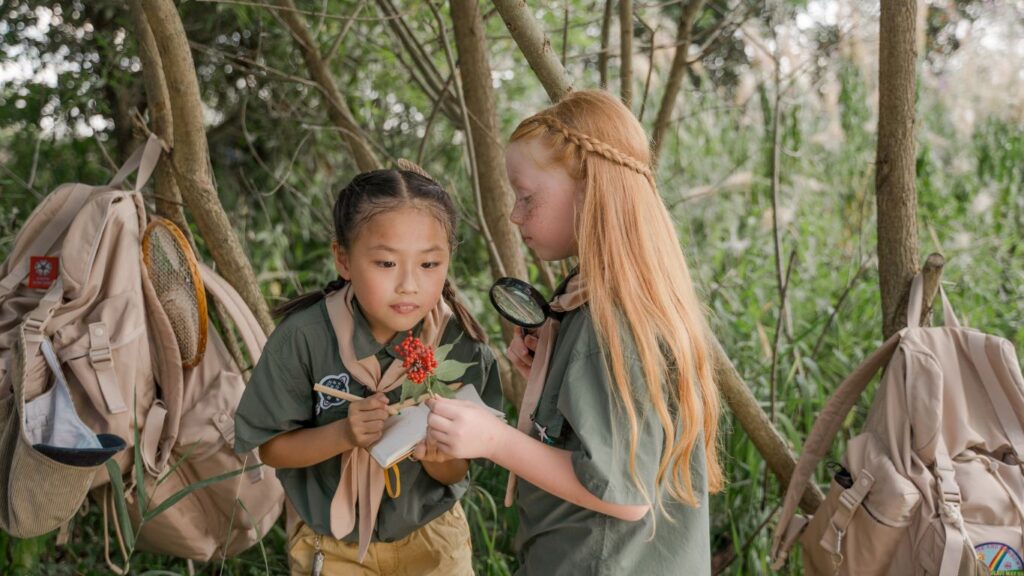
[975,542,1024,575]
[315,372,351,415]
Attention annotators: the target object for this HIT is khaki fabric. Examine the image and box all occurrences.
[287,501,473,576]
[772,273,1024,576]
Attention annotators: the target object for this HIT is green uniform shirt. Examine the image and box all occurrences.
[514,297,710,575]
[234,297,503,542]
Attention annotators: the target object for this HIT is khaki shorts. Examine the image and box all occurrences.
[287,502,473,576]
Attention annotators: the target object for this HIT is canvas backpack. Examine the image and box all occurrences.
[0,135,284,562]
[771,272,1024,575]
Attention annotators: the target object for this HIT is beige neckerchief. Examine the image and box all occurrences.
[504,273,587,506]
[324,284,452,561]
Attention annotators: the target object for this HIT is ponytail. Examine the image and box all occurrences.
[272,277,348,319]
[442,278,487,344]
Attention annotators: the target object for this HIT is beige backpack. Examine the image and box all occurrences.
[0,136,284,563]
[771,272,1024,575]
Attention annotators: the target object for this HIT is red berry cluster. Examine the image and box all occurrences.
[395,332,437,385]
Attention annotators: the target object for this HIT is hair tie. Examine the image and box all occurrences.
[323,277,347,295]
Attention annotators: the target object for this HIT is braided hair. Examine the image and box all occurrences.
[273,167,487,343]
[526,114,656,188]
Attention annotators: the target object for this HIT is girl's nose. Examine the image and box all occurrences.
[397,267,418,294]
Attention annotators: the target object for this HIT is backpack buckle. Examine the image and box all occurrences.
[941,488,961,505]
[24,316,45,334]
[88,323,113,365]
[89,344,112,365]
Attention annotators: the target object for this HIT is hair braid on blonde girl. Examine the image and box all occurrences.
[531,114,655,187]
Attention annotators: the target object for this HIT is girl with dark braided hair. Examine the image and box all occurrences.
[235,168,501,575]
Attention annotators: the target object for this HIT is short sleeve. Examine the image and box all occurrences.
[474,344,504,413]
[234,330,316,454]
[438,322,504,414]
[557,350,663,506]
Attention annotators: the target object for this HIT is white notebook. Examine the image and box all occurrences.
[369,386,504,469]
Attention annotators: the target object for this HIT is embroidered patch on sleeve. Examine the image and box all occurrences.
[315,372,351,415]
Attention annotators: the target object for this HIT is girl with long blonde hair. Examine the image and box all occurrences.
[427,90,722,574]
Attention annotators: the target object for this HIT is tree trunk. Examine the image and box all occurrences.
[128,0,192,241]
[274,0,381,172]
[492,0,574,102]
[876,0,919,339]
[620,0,633,107]
[598,0,613,89]
[142,0,275,335]
[493,0,821,513]
[651,0,707,164]
[450,0,529,404]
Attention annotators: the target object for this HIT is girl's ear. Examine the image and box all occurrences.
[332,240,352,281]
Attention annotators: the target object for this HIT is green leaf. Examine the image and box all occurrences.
[132,385,146,520]
[431,382,457,399]
[433,334,462,363]
[104,459,135,552]
[434,359,473,382]
[156,442,199,487]
[400,377,428,404]
[235,497,271,576]
[143,464,263,522]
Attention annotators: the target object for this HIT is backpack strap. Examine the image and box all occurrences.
[933,435,968,576]
[770,331,903,568]
[197,263,267,360]
[0,186,90,299]
[87,322,127,414]
[907,272,960,328]
[0,135,161,301]
[21,279,128,417]
[22,278,64,343]
[967,333,1024,458]
[108,134,162,193]
[197,264,268,483]
[818,469,876,557]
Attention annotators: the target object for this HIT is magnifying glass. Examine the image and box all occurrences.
[488,277,549,330]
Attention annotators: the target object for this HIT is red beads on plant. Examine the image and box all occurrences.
[395,332,437,385]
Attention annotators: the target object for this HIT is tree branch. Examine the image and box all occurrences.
[273,0,381,172]
[142,0,275,335]
[651,0,707,163]
[492,0,574,102]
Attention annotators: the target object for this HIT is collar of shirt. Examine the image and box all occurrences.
[351,299,424,361]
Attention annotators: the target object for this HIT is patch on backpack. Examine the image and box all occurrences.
[28,256,59,289]
[315,372,351,415]
[975,542,1024,575]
